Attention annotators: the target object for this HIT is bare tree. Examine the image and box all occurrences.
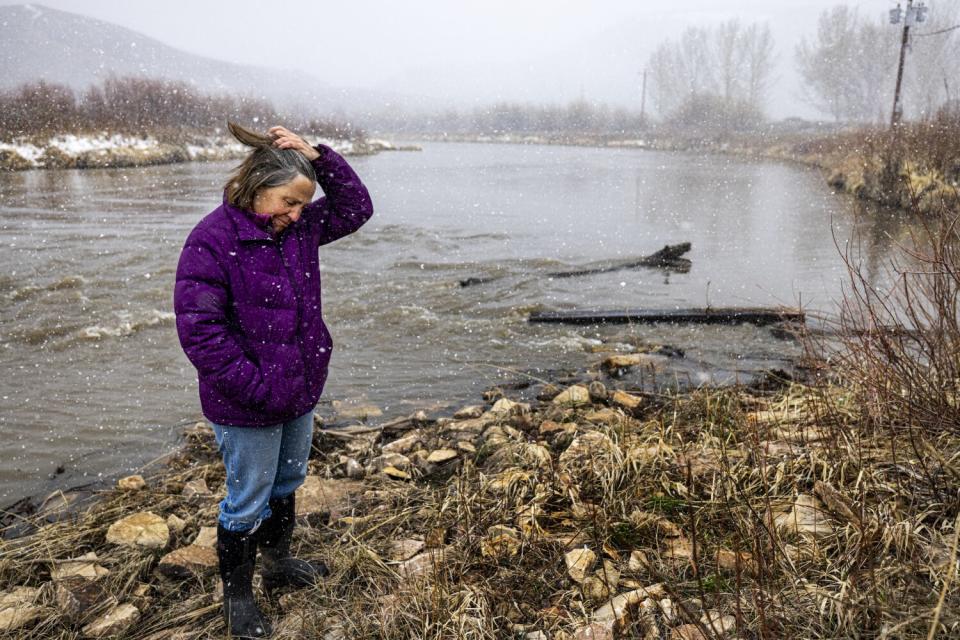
[647,19,775,129]
[796,2,958,123]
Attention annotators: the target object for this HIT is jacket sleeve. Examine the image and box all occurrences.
[173,229,270,410]
[303,144,374,247]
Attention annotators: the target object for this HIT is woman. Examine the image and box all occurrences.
[174,122,373,638]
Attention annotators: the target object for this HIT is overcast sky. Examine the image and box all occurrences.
[3,0,903,118]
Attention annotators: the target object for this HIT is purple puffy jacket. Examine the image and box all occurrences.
[173,145,373,427]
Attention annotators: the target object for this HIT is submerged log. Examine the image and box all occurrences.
[546,242,692,278]
[529,307,804,327]
[458,242,692,287]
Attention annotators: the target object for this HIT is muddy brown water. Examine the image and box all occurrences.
[0,141,911,505]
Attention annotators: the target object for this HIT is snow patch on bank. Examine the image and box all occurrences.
[0,134,405,171]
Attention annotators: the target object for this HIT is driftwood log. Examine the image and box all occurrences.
[529,307,804,327]
[459,242,692,287]
[546,242,692,278]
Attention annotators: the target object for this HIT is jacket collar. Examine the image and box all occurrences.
[223,196,275,242]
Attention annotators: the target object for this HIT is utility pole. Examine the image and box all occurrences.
[889,0,929,128]
[639,69,648,127]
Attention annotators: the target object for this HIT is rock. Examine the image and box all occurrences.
[383,465,412,480]
[482,386,505,402]
[526,632,548,640]
[483,425,518,448]
[552,385,591,406]
[39,145,75,169]
[628,550,648,572]
[480,525,521,559]
[157,544,219,578]
[395,549,447,580]
[586,587,665,639]
[582,575,610,602]
[192,526,217,548]
[610,390,644,411]
[345,457,365,479]
[274,611,308,636]
[381,430,422,455]
[389,538,425,561]
[426,449,458,464]
[181,478,212,499]
[38,489,87,520]
[296,476,365,522]
[602,354,666,372]
[409,449,432,470]
[130,583,152,610]
[539,420,577,437]
[584,408,621,425]
[370,452,412,471]
[486,469,532,494]
[105,512,169,549]
[536,384,562,401]
[489,398,530,417]
[453,405,484,419]
[700,610,736,637]
[333,401,382,420]
[573,622,614,640]
[117,475,146,491]
[444,417,489,434]
[55,578,112,624]
[662,536,694,561]
[0,149,32,171]
[565,548,596,584]
[182,421,211,438]
[588,381,608,402]
[671,625,707,640]
[0,586,43,631]
[455,441,477,454]
[50,552,110,581]
[597,559,620,590]
[487,441,552,472]
[81,602,140,638]
[166,514,187,534]
[715,548,754,574]
[515,503,545,538]
[774,494,834,537]
[659,598,676,623]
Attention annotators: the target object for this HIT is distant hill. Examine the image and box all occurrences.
[0,3,399,115]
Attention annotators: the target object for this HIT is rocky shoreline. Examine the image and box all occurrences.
[0,134,420,172]
[1,335,955,639]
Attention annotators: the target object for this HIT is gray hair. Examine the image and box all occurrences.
[224,121,317,211]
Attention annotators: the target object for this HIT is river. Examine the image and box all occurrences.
[0,141,910,505]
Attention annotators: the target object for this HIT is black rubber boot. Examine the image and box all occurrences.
[217,524,272,639]
[257,493,328,590]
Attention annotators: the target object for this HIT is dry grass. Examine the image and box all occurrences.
[1,370,958,639]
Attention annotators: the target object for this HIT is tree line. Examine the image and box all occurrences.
[646,3,959,127]
[0,77,364,141]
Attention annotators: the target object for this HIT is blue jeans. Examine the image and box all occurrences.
[211,409,315,533]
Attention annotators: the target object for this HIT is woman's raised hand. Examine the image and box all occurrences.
[268,126,320,161]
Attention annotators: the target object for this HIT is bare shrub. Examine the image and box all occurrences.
[833,209,960,441]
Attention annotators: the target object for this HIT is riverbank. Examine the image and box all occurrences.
[0,133,420,171]
[1,340,957,639]
[418,127,960,216]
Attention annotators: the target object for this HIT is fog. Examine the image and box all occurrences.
[0,0,901,119]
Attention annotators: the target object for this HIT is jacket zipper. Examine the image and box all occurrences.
[277,230,311,401]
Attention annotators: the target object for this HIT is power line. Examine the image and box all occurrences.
[914,24,960,37]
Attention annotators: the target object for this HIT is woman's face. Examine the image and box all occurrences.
[252,175,316,234]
